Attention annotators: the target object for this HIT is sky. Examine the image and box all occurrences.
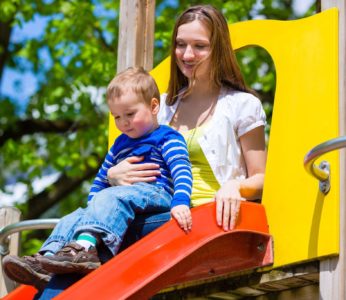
[1,14,48,112]
[293,0,316,14]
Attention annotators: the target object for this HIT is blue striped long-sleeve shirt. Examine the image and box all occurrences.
[88,125,192,208]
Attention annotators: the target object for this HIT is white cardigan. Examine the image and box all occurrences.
[158,87,266,185]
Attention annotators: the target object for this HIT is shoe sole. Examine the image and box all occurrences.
[39,257,101,274]
[3,256,51,291]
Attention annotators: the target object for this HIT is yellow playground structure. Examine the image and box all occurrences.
[1,1,346,299]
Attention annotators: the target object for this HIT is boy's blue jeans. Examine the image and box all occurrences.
[35,210,171,300]
[40,182,172,256]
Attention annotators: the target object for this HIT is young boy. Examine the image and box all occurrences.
[3,67,192,290]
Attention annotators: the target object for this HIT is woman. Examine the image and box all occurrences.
[108,4,266,231]
[37,4,266,299]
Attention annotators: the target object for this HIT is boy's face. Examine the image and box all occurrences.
[109,90,159,139]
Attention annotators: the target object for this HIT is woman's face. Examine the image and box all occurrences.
[175,20,211,81]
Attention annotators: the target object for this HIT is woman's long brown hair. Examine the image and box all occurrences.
[166,5,255,106]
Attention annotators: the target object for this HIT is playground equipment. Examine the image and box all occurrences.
[1,1,345,299]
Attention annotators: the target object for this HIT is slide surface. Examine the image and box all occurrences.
[3,202,273,300]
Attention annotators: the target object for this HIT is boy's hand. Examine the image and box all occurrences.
[171,205,192,233]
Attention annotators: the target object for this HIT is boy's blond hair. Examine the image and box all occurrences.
[106,67,160,105]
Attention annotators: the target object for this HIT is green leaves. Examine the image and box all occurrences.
[0,0,20,22]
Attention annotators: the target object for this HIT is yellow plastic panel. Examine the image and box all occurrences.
[230,9,339,267]
[108,9,340,268]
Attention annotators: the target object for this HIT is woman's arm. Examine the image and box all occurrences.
[238,125,266,199]
[107,156,161,186]
[215,126,266,231]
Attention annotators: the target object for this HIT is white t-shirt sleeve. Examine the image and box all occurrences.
[236,94,266,137]
[158,93,169,125]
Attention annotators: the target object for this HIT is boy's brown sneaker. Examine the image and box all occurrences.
[38,242,101,274]
[2,254,52,291]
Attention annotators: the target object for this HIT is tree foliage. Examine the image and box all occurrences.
[0,0,316,254]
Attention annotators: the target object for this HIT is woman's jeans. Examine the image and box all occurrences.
[40,182,172,256]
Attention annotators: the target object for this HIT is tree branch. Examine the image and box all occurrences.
[93,26,116,52]
[0,20,13,83]
[0,119,90,147]
[25,156,103,219]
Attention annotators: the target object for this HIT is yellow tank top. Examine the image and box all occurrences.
[181,125,220,207]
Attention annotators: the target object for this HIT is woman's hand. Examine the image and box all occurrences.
[214,126,266,231]
[215,180,245,231]
[107,156,161,186]
[171,205,192,233]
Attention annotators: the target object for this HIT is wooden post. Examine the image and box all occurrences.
[0,207,21,297]
[117,0,156,73]
[320,1,346,299]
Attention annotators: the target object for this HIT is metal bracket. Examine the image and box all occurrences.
[319,160,330,194]
[304,136,346,195]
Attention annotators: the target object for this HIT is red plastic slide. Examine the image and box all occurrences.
[2,202,273,300]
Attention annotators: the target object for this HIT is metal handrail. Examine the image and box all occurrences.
[0,219,59,256]
[304,136,346,194]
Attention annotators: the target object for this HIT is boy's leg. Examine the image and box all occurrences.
[40,207,85,254]
[2,207,85,290]
[35,211,171,299]
[75,183,171,254]
[39,183,171,273]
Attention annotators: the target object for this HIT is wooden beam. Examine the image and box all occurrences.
[117,0,156,73]
[320,1,346,300]
[0,207,21,297]
[154,261,319,299]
